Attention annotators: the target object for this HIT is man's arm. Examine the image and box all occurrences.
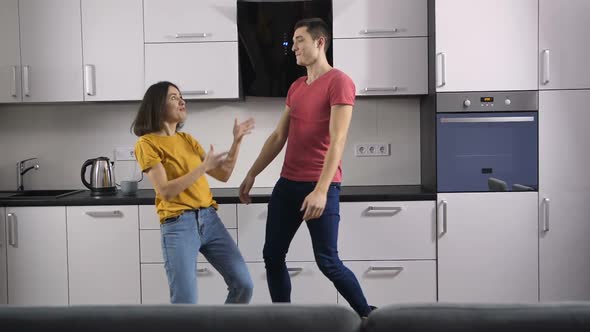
[301,104,353,220]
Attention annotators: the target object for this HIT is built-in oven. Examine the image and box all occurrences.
[436,91,538,192]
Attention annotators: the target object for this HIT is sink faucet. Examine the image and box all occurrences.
[16,157,40,191]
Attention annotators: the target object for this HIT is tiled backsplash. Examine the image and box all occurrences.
[0,97,420,190]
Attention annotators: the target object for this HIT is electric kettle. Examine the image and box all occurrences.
[81,157,117,196]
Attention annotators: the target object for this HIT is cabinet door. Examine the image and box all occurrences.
[145,42,239,99]
[333,0,427,38]
[237,204,314,262]
[437,192,538,303]
[0,208,7,304]
[67,206,140,304]
[338,261,436,306]
[0,0,21,103]
[248,262,337,304]
[81,0,144,101]
[333,38,427,95]
[539,0,590,90]
[339,201,436,260]
[19,0,83,102]
[6,206,68,305]
[143,0,237,43]
[435,0,538,92]
[539,90,590,301]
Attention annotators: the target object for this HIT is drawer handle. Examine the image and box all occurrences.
[363,87,398,93]
[181,90,210,96]
[368,266,404,272]
[361,29,398,34]
[85,210,123,218]
[367,206,402,212]
[175,32,210,38]
[197,267,210,273]
[287,267,303,275]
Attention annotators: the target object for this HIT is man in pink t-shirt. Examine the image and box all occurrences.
[239,18,373,317]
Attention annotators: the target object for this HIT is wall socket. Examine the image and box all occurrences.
[354,143,390,157]
[114,147,136,161]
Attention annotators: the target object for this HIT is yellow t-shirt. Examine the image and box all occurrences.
[135,132,217,223]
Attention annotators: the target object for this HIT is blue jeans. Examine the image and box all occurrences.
[160,207,253,304]
[263,177,371,316]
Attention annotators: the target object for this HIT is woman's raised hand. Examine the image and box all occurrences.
[233,117,255,143]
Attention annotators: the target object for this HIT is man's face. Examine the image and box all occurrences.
[292,27,322,66]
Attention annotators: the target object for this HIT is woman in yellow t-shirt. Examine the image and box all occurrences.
[132,81,255,304]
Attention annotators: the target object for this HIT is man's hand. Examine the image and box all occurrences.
[300,189,327,221]
[239,173,255,204]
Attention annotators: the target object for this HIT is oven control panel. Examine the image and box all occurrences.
[437,91,538,113]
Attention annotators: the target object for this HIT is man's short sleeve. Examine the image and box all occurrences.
[329,72,356,107]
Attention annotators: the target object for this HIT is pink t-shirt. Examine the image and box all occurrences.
[281,68,355,182]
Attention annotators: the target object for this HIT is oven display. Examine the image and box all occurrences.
[480,97,494,103]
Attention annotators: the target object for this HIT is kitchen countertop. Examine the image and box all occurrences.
[0,185,435,207]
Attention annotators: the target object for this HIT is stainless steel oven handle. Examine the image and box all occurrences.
[440,116,535,123]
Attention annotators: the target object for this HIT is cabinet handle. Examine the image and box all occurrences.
[542,198,550,232]
[287,267,303,275]
[85,210,123,218]
[360,29,398,34]
[181,90,210,96]
[197,267,209,273]
[84,64,95,96]
[368,266,404,272]
[363,87,398,93]
[11,66,17,97]
[439,200,448,236]
[175,33,210,38]
[23,65,30,97]
[541,49,550,85]
[367,206,402,212]
[436,53,446,87]
[7,213,17,247]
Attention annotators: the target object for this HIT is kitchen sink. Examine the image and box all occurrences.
[1,189,84,199]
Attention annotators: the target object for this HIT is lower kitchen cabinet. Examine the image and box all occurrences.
[67,205,140,304]
[5,206,68,305]
[437,192,539,302]
[338,260,437,306]
[0,208,7,304]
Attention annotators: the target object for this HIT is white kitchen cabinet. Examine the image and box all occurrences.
[435,0,538,92]
[0,0,21,103]
[539,0,590,90]
[338,260,436,307]
[333,0,427,38]
[338,201,436,260]
[81,0,144,101]
[66,205,140,305]
[19,0,83,102]
[139,204,237,230]
[237,203,314,262]
[437,192,539,303]
[539,90,590,301]
[5,206,68,305]
[145,42,239,99]
[248,262,337,304]
[0,208,7,304]
[333,38,427,96]
[143,0,237,43]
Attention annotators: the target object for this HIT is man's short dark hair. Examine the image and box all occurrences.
[294,17,331,52]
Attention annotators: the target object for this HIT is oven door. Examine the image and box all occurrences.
[437,112,538,192]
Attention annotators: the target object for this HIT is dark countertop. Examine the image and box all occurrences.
[0,185,435,207]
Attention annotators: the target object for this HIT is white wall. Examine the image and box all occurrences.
[0,96,420,190]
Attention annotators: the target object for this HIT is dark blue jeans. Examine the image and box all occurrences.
[263,177,371,316]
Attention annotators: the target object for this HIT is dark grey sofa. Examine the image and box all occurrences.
[364,303,590,332]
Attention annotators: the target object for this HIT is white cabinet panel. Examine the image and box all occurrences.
[435,0,538,92]
[141,228,237,263]
[81,0,144,101]
[6,206,68,305]
[143,0,237,43]
[333,38,427,95]
[539,90,590,301]
[437,193,539,303]
[248,262,337,304]
[67,205,140,305]
[237,204,314,262]
[338,260,436,306]
[0,0,21,103]
[0,208,7,304]
[333,0,427,38]
[19,0,83,102]
[539,0,590,90]
[145,42,239,99]
[139,204,237,230]
[339,201,436,260]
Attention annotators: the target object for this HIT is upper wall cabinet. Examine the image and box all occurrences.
[539,0,590,90]
[19,0,84,102]
[143,0,237,43]
[0,0,21,103]
[81,0,144,101]
[435,0,538,92]
[333,0,427,38]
